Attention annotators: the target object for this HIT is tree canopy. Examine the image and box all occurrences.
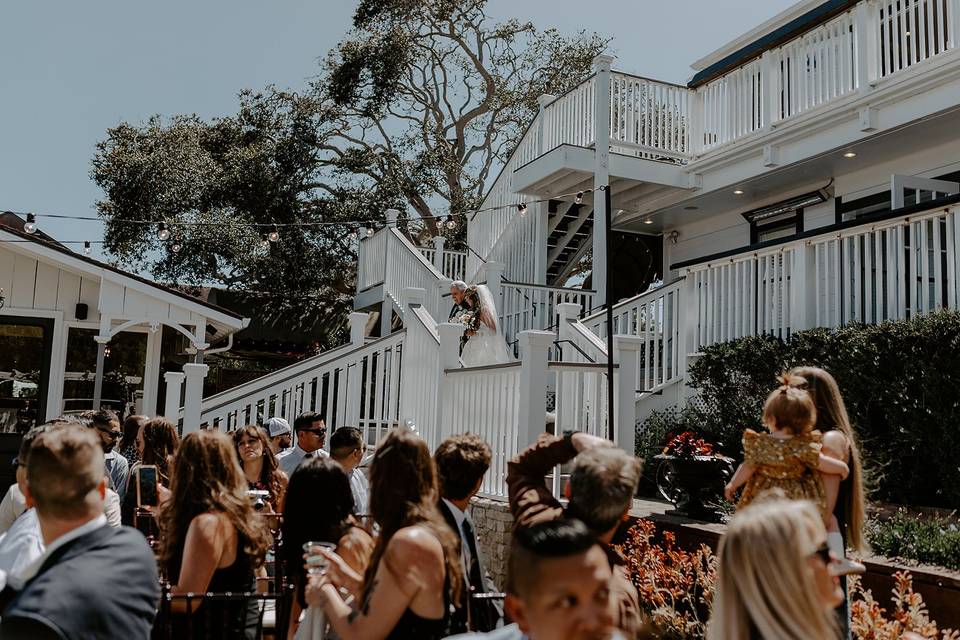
[92,0,608,348]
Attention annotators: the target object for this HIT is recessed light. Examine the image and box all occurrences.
[643,217,654,225]
[733,189,744,195]
[683,205,699,211]
[843,151,857,158]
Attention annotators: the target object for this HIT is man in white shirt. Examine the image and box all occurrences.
[276,412,329,477]
[434,433,502,633]
[329,427,369,515]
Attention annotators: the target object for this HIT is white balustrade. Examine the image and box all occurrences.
[358,229,387,290]
[582,279,684,393]
[397,288,443,449]
[541,75,597,152]
[499,282,596,353]
[550,361,611,440]
[878,0,956,78]
[418,246,467,281]
[698,57,764,152]
[609,72,690,162]
[383,228,447,322]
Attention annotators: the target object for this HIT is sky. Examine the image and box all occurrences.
[0,0,797,262]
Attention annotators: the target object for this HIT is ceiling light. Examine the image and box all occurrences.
[843,151,857,158]
[683,205,699,211]
[733,189,745,195]
[643,217,654,225]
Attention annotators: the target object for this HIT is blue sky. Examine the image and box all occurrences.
[0,0,796,261]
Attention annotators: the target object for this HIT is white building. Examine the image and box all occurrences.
[11,0,954,499]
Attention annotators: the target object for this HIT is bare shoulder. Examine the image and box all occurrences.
[385,525,444,563]
[189,512,231,543]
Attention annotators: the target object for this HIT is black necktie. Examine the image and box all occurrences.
[461,518,484,590]
[304,452,313,459]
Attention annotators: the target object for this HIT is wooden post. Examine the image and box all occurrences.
[482,261,504,312]
[181,363,209,434]
[92,335,110,410]
[437,322,463,442]
[518,330,555,447]
[141,324,163,416]
[162,371,185,420]
[349,312,368,346]
[592,54,614,308]
[855,0,880,92]
[432,235,446,274]
[555,302,582,350]
[537,93,556,155]
[614,335,643,453]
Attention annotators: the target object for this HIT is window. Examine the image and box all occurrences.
[63,328,146,414]
[751,210,803,244]
[0,317,53,432]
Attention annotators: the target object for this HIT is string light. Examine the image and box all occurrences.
[267,224,280,243]
[83,241,91,255]
[170,240,182,253]
[260,233,271,249]
[517,203,527,217]
[446,218,456,230]
[575,191,584,204]
[365,227,375,238]
[157,223,171,241]
[24,213,37,235]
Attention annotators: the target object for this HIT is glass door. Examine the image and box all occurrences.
[0,316,53,433]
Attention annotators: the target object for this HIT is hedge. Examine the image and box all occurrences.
[637,309,960,509]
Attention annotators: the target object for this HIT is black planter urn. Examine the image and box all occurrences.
[654,454,732,522]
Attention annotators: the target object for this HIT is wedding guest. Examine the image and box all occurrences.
[330,427,369,515]
[233,424,288,511]
[122,417,179,526]
[83,409,130,499]
[0,424,159,638]
[265,416,293,456]
[507,431,643,636]
[707,498,847,640]
[0,426,53,583]
[277,412,329,476]
[281,457,373,639]
[790,366,868,638]
[305,427,462,639]
[434,433,502,632]
[450,519,621,640]
[119,414,147,466]
[158,430,272,639]
[0,478,27,535]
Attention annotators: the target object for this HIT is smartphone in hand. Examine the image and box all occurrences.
[137,465,159,507]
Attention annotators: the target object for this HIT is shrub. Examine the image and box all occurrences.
[849,572,958,639]
[640,310,960,508]
[868,511,960,571]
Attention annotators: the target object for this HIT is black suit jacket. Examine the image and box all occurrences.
[1,524,160,639]
[438,499,503,633]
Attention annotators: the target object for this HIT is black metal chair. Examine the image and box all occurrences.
[154,581,295,639]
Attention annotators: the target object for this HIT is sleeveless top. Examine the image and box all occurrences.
[384,570,455,640]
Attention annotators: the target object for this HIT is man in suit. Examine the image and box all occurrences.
[0,423,159,638]
[329,427,369,515]
[434,433,503,633]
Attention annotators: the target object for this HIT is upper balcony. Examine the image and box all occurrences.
[509,0,960,228]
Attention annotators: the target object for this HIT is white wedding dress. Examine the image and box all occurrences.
[460,285,513,367]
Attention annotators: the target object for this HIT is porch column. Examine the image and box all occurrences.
[555,302,582,350]
[349,312,368,346]
[518,330,555,446]
[162,371,185,420]
[614,335,643,453]
[431,235,446,274]
[481,261,504,311]
[91,335,110,410]
[181,363,209,434]
[140,325,163,416]
[592,54,614,307]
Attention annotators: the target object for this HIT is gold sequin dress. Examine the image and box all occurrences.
[736,429,827,516]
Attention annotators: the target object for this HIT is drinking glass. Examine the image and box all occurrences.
[303,541,337,576]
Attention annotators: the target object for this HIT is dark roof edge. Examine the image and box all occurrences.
[670,192,960,270]
[688,0,860,89]
[0,220,245,322]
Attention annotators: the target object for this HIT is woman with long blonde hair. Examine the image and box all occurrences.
[707,499,845,640]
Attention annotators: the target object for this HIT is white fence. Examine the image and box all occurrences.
[541,75,597,152]
[500,282,597,352]
[383,228,447,322]
[878,0,955,78]
[358,229,388,290]
[419,247,467,281]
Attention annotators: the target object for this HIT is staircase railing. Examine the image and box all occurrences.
[499,281,596,352]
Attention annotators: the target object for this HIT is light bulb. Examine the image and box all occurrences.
[366,227,375,237]
[157,223,171,241]
[23,213,37,235]
[575,192,584,204]
[260,234,271,249]
[446,217,456,230]
[171,241,182,253]
[267,224,280,242]
[517,203,527,217]
[83,241,91,255]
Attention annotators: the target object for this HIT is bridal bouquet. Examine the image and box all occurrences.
[457,310,481,333]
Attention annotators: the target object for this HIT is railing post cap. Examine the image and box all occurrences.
[432,235,446,247]
[613,334,645,352]
[556,301,582,317]
[401,287,426,307]
[163,371,185,382]
[182,363,209,378]
[536,94,557,109]
[385,209,400,223]
[592,53,615,70]
[518,330,556,349]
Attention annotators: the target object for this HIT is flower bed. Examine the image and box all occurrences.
[868,510,960,571]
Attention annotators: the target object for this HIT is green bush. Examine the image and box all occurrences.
[867,511,960,570]
[638,309,960,508]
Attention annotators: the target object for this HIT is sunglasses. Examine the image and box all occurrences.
[96,425,123,439]
[300,428,327,436]
[811,542,832,565]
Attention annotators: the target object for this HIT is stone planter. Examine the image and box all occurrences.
[654,454,733,522]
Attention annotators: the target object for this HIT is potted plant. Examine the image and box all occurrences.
[654,432,734,522]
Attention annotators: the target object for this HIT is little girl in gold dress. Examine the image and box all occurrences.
[725,375,850,520]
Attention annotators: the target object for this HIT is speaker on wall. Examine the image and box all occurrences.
[75,303,88,320]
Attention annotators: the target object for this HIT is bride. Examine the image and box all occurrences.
[450,281,512,367]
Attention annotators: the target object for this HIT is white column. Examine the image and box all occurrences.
[432,235,447,274]
[356,227,367,294]
[517,330,555,446]
[163,371,185,421]
[437,277,454,322]
[481,261,504,310]
[437,322,463,443]
[760,51,777,129]
[385,209,400,226]
[855,0,880,92]
[555,301,582,354]
[789,242,812,335]
[141,325,163,416]
[349,312,368,346]
[535,202,549,285]
[536,93,556,154]
[677,272,698,378]
[181,363,209,434]
[614,335,643,453]
[592,54,614,307]
[91,335,110,410]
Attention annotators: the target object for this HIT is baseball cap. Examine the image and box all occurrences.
[265,417,291,438]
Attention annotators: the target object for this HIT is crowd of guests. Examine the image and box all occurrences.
[0,365,883,639]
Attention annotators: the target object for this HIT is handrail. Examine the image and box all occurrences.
[582,278,685,324]
[502,280,597,295]
[542,72,599,110]
[609,69,688,90]
[445,361,522,375]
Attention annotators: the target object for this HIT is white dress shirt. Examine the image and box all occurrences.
[349,468,369,515]
[442,498,473,576]
[0,484,27,535]
[0,508,44,588]
[277,444,329,477]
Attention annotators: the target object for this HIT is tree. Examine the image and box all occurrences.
[92,0,608,347]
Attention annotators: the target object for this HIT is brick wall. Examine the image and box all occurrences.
[468,496,513,590]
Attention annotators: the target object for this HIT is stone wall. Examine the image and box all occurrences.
[468,496,513,590]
